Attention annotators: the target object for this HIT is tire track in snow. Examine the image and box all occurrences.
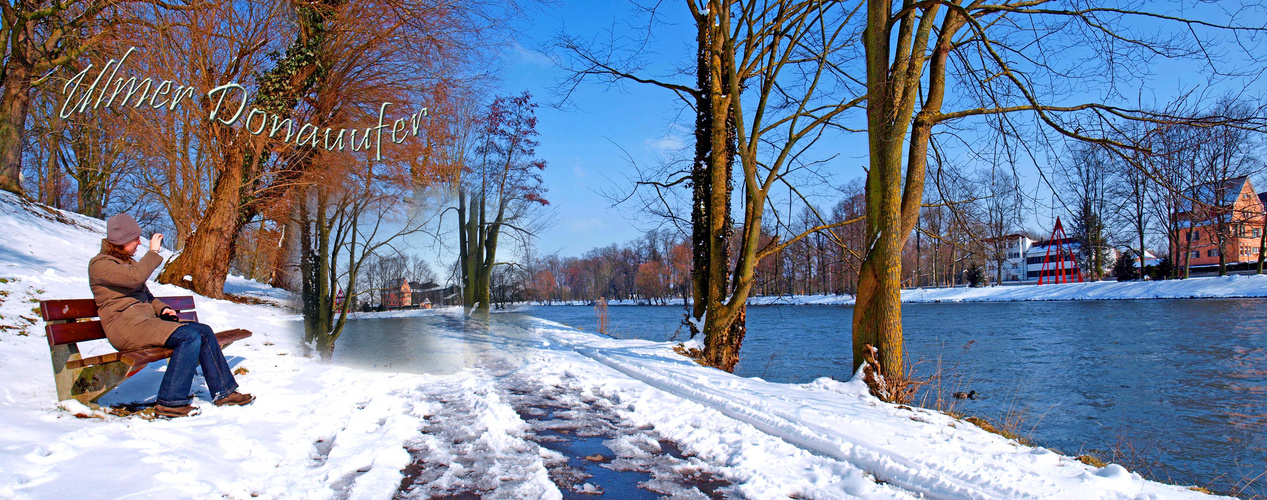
[575,347,1024,500]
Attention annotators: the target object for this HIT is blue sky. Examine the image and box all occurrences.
[497,2,704,258]
[498,2,874,258]
[472,1,1267,262]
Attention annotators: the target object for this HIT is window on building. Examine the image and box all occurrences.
[1208,249,1217,257]
[1255,228,1262,238]
[1191,251,1200,258]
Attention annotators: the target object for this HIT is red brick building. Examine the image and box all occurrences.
[1174,176,1266,269]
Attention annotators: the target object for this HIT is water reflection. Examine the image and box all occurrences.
[329,311,538,374]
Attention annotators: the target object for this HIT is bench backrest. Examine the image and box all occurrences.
[40,296,199,347]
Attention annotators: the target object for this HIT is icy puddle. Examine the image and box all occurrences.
[506,379,730,498]
[393,371,730,499]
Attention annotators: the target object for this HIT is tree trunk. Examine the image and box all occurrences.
[0,59,34,195]
[1257,217,1265,274]
[1138,213,1147,277]
[852,211,905,380]
[299,186,318,346]
[689,13,713,334]
[457,186,497,313]
[270,207,300,290]
[1217,229,1227,276]
[458,187,473,308]
[157,165,245,298]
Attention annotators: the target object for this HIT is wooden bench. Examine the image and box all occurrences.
[39,296,251,407]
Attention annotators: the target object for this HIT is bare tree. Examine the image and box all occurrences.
[457,91,549,313]
[146,0,505,298]
[300,158,438,359]
[977,167,1022,285]
[852,0,1266,397]
[1062,144,1113,280]
[1110,120,1168,277]
[1186,102,1262,276]
[558,0,865,371]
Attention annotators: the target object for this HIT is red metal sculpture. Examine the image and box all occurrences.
[1039,217,1084,285]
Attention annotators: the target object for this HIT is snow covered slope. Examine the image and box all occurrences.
[0,193,1228,499]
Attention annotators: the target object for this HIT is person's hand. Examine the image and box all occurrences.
[160,307,178,320]
[149,233,164,253]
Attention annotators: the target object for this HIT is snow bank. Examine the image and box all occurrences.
[521,316,1224,499]
[531,275,1267,308]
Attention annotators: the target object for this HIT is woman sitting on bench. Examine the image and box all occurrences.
[88,214,255,418]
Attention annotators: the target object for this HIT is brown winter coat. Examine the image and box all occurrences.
[87,240,180,351]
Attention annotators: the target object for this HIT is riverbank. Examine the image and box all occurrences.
[529,275,1267,307]
[0,193,1228,498]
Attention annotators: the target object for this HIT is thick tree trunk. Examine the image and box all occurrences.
[695,3,748,371]
[852,210,905,380]
[157,166,245,298]
[457,187,497,313]
[458,187,473,308]
[689,14,713,333]
[312,189,333,359]
[298,185,337,359]
[0,60,34,195]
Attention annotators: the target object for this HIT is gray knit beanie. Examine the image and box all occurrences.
[106,214,142,245]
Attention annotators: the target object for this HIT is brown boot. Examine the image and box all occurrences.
[214,391,255,407]
[154,404,199,418]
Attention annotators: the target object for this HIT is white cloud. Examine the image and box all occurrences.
[645,123,690,154]
[645,134,686,153]
[513,41,555,68]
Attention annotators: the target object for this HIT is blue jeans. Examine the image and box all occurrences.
[156,323,238,406]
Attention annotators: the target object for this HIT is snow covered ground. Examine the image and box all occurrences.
[0,193,1230,499]
[537,275,1267,307]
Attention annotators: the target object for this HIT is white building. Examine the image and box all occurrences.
[984,234,1033,282]
[985,233,1120,283]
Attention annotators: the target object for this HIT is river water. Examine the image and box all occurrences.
[331,300,1267,497]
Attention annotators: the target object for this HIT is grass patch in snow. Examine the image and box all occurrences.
[1077,454,1108,468]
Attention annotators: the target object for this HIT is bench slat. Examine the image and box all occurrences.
[64,351,122,369]
[45,320,107,347]
[39,299,98,322]
[117,329,252,366]
[155,296,196,311]
[40,296,199,322]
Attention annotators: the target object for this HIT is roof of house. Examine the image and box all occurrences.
[1192,175,1250,208]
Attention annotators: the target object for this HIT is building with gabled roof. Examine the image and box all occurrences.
[1174,176,1265,270]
